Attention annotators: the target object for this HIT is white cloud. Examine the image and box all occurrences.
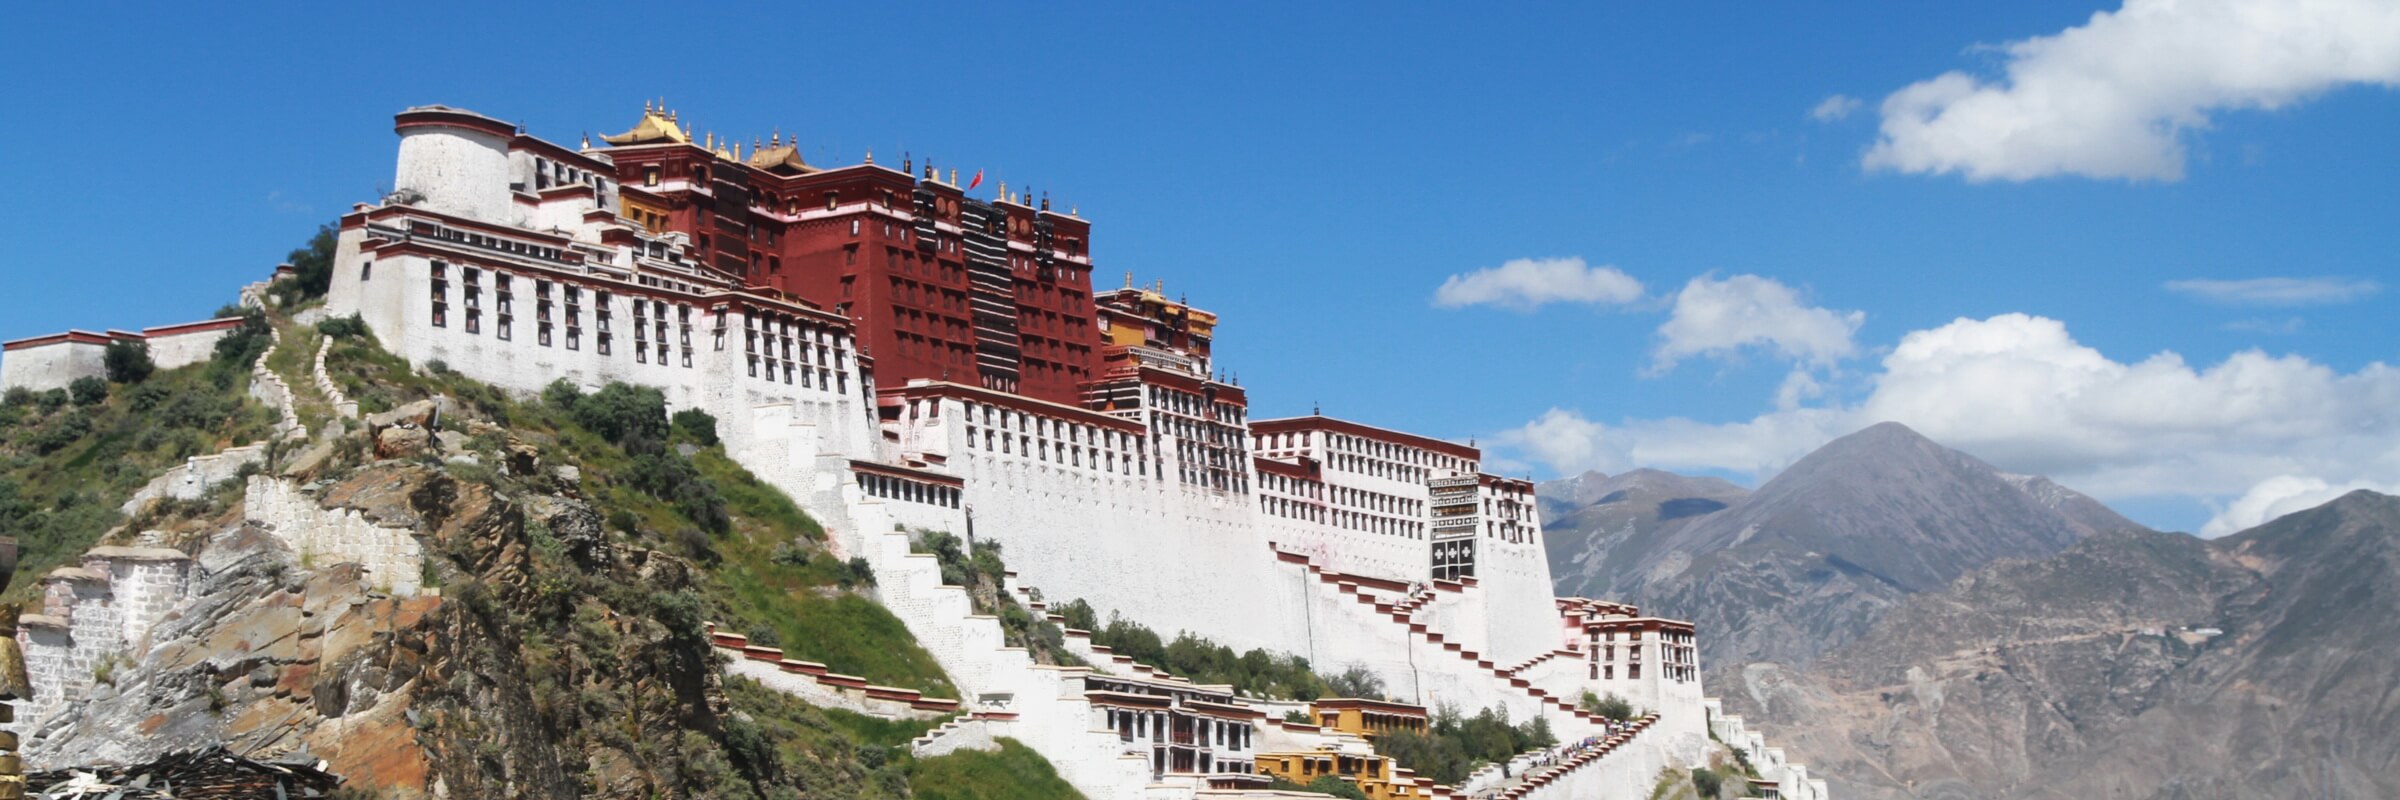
[2166,276,2381,306]
[1810,94,1863,122]
[1653,275,1863,371]
[1499,312,2400,531]
[2224,316,2305,334]
[1863,0,2400,181]
[2201,475,2400,536]
[1431,257,1643,311]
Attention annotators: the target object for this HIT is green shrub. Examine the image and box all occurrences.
[542,378,584,412]
[29,412,92,455]
[1374,706,1556,786]
[1076,601,1329,699]
[210,308,273,368]
[35,389,68,411]
[1580,690,1636,722]
[572,383,668,445]
[67,377,107,406]
[316,314,369,339]
[104,340,154,383]
[2,387,31,407]
[1692,766,1725,798]
[672,408,720,446]
[1264,775,1370,799]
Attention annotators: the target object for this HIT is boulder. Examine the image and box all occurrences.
[374,426,431,459]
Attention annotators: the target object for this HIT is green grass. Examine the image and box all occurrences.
[907,738,1087,800]
[0,357,273,597]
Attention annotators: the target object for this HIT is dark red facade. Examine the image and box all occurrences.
[596,115,1102,407]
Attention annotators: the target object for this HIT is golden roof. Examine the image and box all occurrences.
[602,103,692,146]
[748,143,817,174]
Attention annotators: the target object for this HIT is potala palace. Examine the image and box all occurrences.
[4,104,1826,800]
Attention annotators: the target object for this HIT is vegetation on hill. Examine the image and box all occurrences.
[910,530,1084,667]
[1054,598,1331,699]
[1371,706,1555,786]
[1265,775,1371,799]
[0,318,275,596]
[265,223,338,308]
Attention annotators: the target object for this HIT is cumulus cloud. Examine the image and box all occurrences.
[1863,0,2400,181]
[2202,475,2400,537]
[1431,257,1644,311]
[1652,275,1863,371]
[1810,94,1863,122]
[2166,276,2382,306]
[1498,312,2400,532]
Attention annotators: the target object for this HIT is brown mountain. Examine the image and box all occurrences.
[1552,421,2143,672]
[1540,468,1750,599]
[1742,490,2400,800]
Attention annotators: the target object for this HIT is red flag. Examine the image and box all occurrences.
[967,169,984,190]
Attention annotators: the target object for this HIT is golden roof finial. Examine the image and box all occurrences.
[998,180,1007,201]
[949,167,958,185]
[644,98,654,113]
[864,148,874,165]
[581,132,591,149]
[771,129,781,147]
[1071,203,1079,216]
[1125,271,1134,289]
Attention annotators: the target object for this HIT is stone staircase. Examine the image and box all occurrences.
[1475,714,1661,800]
[312,337,359,420]
[248,326,306,440]
[1283,549,1613,735]
[1498,649,1579,679]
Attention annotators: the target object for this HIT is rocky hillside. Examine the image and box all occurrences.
[1545,422,2143,672]
[1740,490,2400,800]
[5,294,1084,799]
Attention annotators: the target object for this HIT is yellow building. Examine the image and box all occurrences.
[1255,749,1432,799]
[1311,698,1429,740]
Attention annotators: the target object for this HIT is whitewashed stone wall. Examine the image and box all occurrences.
[394,123,514,224]
[12,548,195,732]
[1704,698,1830,800]
[143,325,232,371]
[0,339,107,392]
[244,476,424,597]
[313,337,359,419]
[718,648,950,721]
[119,444,267,515]
[248,326,305,440]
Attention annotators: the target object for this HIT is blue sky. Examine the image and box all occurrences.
[4,1,2394,534]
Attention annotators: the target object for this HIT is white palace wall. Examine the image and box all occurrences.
[0,339,107,392]
[326,244,881,469]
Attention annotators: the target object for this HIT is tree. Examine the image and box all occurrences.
[1325,663,1386,699]
[67,377,107,406]
[1580,691,1636,723]
[269,223,340,306]
[103,340,154,383]
[672,408,721,446]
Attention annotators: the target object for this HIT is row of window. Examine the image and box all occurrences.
[858,472,961,509]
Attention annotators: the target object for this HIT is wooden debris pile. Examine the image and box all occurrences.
[25,747,343,799]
